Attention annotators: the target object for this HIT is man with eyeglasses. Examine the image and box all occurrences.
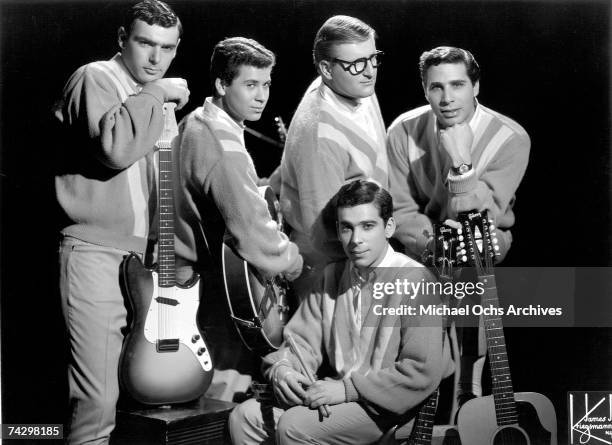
[279,15,388,277]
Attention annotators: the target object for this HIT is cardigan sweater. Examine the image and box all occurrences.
[280,77,389,265]
[53,54,167,252]
[174,98,301,276]
[263,246,453,417]
[387,103,530,260]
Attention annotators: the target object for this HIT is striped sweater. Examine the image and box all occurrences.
[263,246,453,417]
[280,77,388,265]
[53,53,166,253]
[174,97,301,276]
[387,103,530,260]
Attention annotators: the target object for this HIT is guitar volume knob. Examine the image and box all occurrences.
[197,347,207,356]
[191,334,200,343]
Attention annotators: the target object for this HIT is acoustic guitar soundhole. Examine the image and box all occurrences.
[493,426,529,445]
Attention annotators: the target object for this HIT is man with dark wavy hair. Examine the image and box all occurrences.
[53,1,187,442]
[174,37,303,402]
[387,45,530,407]
[229,179,452,444]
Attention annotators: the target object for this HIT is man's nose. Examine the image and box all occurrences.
[255,86,268,102]
[351,229,363,244]
[362,59,376,78]
[149,47,161,65]
[441,87,453,104]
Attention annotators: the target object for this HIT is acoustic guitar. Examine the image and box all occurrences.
[222,186,290,356]
[450,210,558,444]
[119,103,213,405]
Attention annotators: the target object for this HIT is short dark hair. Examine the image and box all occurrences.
[419,46,480,85]
[210,37,276,97]
[335,179,393,223]
[312,15,375,65]
[123,0,182,37]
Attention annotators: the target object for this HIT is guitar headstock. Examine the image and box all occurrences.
[274,116,287,144]
[429,223,463,280]
[157,102,178,149]
[456,210,500,272]
[428,210,500,277]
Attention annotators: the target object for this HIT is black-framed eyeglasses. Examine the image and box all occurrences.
[332,51,384,76]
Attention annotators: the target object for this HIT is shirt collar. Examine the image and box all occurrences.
[349,244,395,285]
[111,53,141,92]
[202,97,245,133]
[318,77,364,113]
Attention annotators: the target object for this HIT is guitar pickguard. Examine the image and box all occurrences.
[143,271,213,372]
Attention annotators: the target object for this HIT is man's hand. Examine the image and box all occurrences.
[272,365,309,407]
[282,254,303,282]
[439,122,473,167]
[152,78,190,110]
[303,379,345,408]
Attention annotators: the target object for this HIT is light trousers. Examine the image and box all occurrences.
[59,236,130,445]
[229,398,400,445]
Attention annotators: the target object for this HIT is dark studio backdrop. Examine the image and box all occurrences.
[1,0,611,443]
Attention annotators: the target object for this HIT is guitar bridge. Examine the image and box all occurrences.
[157,338,179,352]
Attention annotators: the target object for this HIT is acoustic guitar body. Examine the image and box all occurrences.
[119,254,213,405]
[457,392,557,445]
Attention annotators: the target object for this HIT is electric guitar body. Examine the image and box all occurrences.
[120,254,213,404]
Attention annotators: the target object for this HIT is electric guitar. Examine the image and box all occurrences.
[222,185,290,356]
[451,210,557,444]
[119,103,213,405]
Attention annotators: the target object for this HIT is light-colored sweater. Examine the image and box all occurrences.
[174,97,301,276]
[263,246,453,416]
[280,77,389,265]
[387,103,530,260]
[53,53,166,253]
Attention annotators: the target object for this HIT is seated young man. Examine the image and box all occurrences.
[173,37,303,402]
[229,179,453,445]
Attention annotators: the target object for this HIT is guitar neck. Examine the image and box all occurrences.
[157,104,177,288]
[409,389,438,445]
[479,274,518,426]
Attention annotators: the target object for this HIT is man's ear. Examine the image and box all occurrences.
[117,26,127,49]
[214,78,226,97]
[319,60,333,81]
[384,216,396,239]
[473,80,480,98]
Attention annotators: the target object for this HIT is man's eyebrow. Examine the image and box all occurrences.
[134,36,176,48]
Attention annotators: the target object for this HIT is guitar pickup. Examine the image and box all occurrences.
[157,339,179,352]
[155,297,179,306]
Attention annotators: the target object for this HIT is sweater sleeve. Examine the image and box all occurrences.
[294,136,349,263]
[201,146,301,277]
[56,64,166,169]
[446,131,530,259]
[262,279,326,379]
[349,269,449,415]
[387,122,435,258]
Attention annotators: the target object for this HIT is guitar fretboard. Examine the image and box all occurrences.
[157,104,177,288]
[459,212,518,427]
[409,388,439,445]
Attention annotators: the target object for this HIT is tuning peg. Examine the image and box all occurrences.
[458,235,464,241]
[494,245,499,251]
[459,242,465,248]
